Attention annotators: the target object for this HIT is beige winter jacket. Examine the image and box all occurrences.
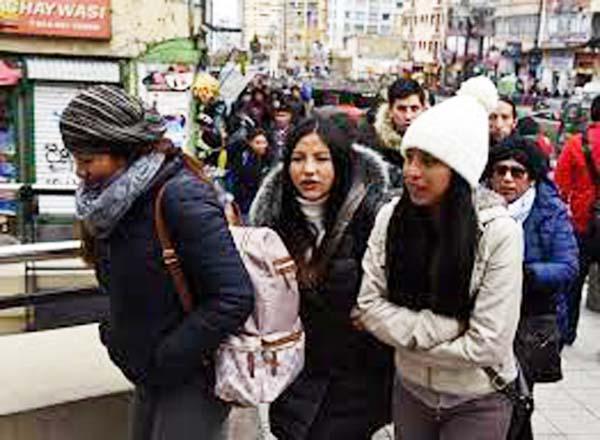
[356,189,524,396]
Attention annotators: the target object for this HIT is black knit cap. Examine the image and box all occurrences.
[59,85,166,155]
[486,134,548,181]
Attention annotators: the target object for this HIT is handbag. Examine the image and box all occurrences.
[580,127,600,261]
[483,362,534,440]
[514,314,562,383]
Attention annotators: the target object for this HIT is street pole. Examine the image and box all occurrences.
[463,16,473,81]
[304,0,310,72]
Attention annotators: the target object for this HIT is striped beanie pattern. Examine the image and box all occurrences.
[59,85,166,154]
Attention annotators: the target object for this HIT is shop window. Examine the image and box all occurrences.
[0,90,18,215]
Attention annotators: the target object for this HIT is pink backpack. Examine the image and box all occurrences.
[154,183,304,407]
[215,226,304,406]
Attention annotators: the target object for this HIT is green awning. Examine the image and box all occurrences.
[138,38,200,65]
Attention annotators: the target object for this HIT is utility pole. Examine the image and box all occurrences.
[530,0,545,79]
[304,0,310,71]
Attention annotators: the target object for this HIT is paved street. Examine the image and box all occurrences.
[532,291,600,440]
[372,290,600,440]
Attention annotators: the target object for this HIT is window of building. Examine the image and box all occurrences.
[382,13,390,21]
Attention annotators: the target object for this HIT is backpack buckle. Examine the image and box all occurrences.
[163,248,179,267]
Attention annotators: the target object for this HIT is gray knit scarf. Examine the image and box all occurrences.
[76,152,165,239]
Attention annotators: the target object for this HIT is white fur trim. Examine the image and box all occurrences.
[351,143,392,188]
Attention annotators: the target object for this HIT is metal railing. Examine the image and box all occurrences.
[0,241,103,332]
[0,240,81,264]
[0,183,78,245]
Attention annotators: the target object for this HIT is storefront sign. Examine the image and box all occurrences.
[0,0,111,40]
[547,53,575,71]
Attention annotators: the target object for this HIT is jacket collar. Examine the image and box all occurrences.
[475,186,510,229]
[374,103,403,150]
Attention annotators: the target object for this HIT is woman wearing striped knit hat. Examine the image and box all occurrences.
[60,85,254,440]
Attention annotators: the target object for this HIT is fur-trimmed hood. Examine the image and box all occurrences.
[249,144,391,227]
[373,103,403,150]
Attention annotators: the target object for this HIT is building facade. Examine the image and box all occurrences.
[496,0,599,93]
[328,0,403,51]
[0,0,196,220]
[400,0,447,80]
[538,0,599,91]
[284,0,328,60]
[242,0,285,51]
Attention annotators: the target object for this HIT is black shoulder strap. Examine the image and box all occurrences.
[581,127,600,189]
[315,179,368,267]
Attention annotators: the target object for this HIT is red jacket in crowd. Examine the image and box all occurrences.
[555,122,600,234]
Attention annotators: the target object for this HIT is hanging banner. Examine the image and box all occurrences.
[0,0,111,40]
[138,63,194,150]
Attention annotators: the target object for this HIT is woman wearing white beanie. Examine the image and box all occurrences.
[355,77,524,439]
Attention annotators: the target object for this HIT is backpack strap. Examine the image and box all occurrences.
[313,179,368,268]
[581,127,600,197]
[154,183,194,313]
[153,153,210,314]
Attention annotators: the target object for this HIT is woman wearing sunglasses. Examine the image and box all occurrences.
[484,134,578,439]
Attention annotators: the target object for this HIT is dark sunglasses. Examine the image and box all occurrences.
[493,164,528,179]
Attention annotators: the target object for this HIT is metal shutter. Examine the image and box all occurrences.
[33,84,84,215]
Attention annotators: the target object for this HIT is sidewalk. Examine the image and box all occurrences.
[533,294,600,439]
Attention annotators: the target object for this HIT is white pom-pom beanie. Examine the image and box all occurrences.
[400,76,499,187]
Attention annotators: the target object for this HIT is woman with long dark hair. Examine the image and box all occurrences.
[225,127,272,218]
[59,85,254,440]
[356,77,524,439]
[249,114,393,439]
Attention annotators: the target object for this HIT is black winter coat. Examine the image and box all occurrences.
[97,154,254,390]
[249,144,393,439]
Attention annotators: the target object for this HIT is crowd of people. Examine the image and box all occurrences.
[57,72,600,440]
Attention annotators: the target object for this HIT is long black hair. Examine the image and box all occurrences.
[386,172,478,320]
[274,115,355,278]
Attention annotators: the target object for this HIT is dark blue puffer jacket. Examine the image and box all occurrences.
[522,180,578,320]
[97,153,254,389]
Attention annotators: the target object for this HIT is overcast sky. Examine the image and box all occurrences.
[213,0,241,26]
